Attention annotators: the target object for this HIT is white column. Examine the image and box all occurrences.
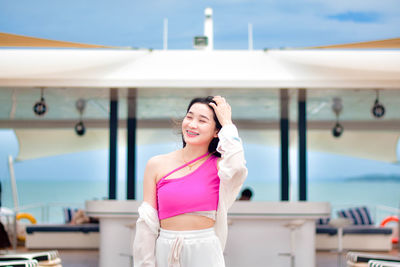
[163,18,168,50]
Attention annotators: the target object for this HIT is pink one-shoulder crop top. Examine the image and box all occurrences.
[156,155,220,220]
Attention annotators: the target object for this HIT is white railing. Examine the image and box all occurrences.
[17,202,84,223]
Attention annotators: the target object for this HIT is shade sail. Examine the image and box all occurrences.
[15,128,399,163]
[0,49,399,89]
[14,128,180,161]
[305,131,399,163]
[0,32,111,48]
[240,130,399,163]
[311,37,400,49]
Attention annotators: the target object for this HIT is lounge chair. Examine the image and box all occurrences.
[368,260,400,267]
[25,224,99,249]
[0,260,38,267]
[346,251,400,267]
[0,251,61,267]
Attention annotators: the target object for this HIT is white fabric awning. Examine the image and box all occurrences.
[15,128,399,163]
[240,130,399,163]
[0,49,399,89]
[14,128,180,161]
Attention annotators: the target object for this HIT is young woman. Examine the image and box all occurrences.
[133,96,247,267]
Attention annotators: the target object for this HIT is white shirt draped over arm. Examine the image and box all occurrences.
[133,201,159,267]
[214,124,248,250]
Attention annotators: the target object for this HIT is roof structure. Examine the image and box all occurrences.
[0,32,112,48]
[310,37,400,49]
[1,36,399,163]
[0,49,399,89]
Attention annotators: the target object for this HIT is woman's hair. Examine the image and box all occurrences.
[182,96,222,157]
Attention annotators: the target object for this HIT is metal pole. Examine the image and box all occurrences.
[248,23,253,50]
[280,89,290,201]
[298,89,307,201]
[7,155,17,250]
[109,89,118,199]
[163,18,168,50]
[127,89,137,199]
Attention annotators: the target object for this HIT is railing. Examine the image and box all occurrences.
[17,202,84,223]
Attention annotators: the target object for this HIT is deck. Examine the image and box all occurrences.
[9,246,399,267]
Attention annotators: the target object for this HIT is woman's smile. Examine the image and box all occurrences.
[186,130,200,137]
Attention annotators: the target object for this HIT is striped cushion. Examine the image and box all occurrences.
[316,217,331,225]
[337,206,374,225]
[368,260,400,267]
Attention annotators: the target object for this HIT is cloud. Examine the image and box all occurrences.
[327,11,381,23]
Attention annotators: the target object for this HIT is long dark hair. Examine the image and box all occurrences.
[182,96,222,157]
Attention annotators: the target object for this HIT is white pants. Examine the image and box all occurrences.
[156,228,225,267]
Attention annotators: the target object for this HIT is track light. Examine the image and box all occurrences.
[332,122,343,137]
[33,88,47,116]
[372,90,385,118]
[332,97,343,138]
[75,99,86,136]
[75,121,86,136]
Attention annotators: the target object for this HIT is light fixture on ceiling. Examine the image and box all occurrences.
[372,90,385,118]
[33,88,47,116]
[75,99,86,136]
[332,97,343,138]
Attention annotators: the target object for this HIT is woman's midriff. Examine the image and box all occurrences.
[160,214,215,230]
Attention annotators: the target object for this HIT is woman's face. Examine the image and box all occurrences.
[182,103,218,146]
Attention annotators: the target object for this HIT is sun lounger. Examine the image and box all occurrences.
[25,224,99,249]
[368,260,400,267]
[346,252,400,267]
[0,260,38,267]
[316,225,393,251]
[0,251,61,267]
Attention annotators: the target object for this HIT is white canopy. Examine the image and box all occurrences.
[2,48,400,163]
[0,49,400,89]
[14,128,399,163]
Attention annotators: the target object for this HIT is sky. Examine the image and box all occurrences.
[1,0,400,49]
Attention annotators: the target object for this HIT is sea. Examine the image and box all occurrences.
[1,134,399,224]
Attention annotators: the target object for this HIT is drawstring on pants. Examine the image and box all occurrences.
[167,235,184,267]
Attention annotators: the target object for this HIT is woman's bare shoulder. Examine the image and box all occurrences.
[146,150,179,168]
[146,151,180,183]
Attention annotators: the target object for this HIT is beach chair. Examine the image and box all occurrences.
[346,252,400,267]
[0,260,38,267]
[0,251,61,267]
[368,260,400,267]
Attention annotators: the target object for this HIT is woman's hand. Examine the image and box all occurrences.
[209,96,233,127]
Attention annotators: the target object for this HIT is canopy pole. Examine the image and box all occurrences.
[127,88,137,199]
[109,88,118,200]
[280,89,290,201]
[298,89,307,201]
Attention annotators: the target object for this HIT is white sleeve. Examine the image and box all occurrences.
[217,124,248,208]
[133,202,160,267]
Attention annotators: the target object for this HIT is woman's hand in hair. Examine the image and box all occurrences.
[209,96,233,127]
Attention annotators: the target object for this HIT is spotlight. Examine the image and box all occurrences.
[75,121,86,136]
[332,97,344,138]
[332,122,343,138]
[372,90,385,118]
[33,88,47,116]
[75,98,87,136]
